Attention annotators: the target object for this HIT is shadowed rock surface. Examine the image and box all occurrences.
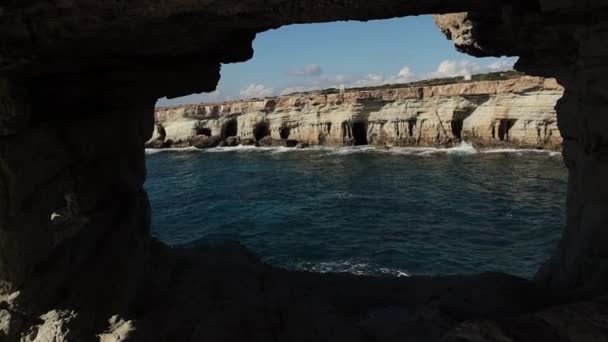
[1,0,608,340]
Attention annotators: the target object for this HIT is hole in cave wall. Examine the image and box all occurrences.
[417,88,424,100]
[155,123,167,139]
[253,122,271,141]
[280,126,291,139]
[407,119,416,137]
[200,128,212,136]
[221,119,238,139]
[451,108,475,141]
[451,119,464,140]
[498,119,517,141]
[194,121,212,136]
[352,122,368,145]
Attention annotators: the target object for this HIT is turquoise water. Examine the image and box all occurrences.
[145,144,567,278]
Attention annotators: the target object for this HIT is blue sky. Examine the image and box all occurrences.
[157,15,517,106]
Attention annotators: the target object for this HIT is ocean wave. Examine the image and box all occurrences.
[385,142,478,156]
[325,145,378,155]
[145,146,199,155]
[146,142,561,157]
[292,260,409,277]
[482,148,561,157]
[204,145,260,153]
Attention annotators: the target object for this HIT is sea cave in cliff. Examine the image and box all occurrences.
[253,122,271,141]
[279,126,291,139]
[351,121,369,145]
[451,119,464,140]
[498,119,517,142]
[221,119,238,139]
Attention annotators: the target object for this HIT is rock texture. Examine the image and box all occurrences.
[433,4,608,293]
[154,75,563,149]
[1,0,608,341]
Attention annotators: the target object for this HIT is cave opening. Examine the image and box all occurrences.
[279,126,291,139]
[0,3,588,340]
[146,17,555,293]
[352,121,368,145]
[253,122,271,141]
[451,119,463,140]
[194,121,212,136]
[407,119,417,137]
[221,119,238,139]
[498,119,517,141]
[198,127,212,137]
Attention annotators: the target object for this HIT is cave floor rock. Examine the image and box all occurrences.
[103,240,599,342]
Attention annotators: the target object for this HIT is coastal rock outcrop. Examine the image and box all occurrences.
[191,135,222,149]
[154,75,563,150]
[1,0,608,341]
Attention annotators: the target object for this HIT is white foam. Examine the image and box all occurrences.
[377,141,478,157]
[446,141,478,155]
[482,148,561,157]
[293,260,409,277]
[321,145,375,156]
[204,145,259,153]
[145,146,199,155]
[146,142,561,157]
[270,146,300,154]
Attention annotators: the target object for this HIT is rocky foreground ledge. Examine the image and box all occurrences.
[130,241,608,341]
[150,74,564,151]
[13,240,606,341]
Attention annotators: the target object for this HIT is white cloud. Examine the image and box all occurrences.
[398,66,414,79]
[288,64,323,77]
[487,59,516,72]
[318,74,354,85]
[276,57,517,96]
[280,86,318,95]
[432,60,482,78]
[205,89,222,101]
[386,66,417,84]
[240,84,275,98]
[425,58,517,79]
[351,74,386,87]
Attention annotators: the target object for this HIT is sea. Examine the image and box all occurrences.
[145,143,567,279]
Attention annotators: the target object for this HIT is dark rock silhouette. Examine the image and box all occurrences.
[192,135,222,149]
[0,1,607,340]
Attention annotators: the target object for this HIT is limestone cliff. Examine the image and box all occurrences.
[154,75,563,149]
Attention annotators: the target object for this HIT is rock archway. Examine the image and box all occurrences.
[221,119,238,139]
[279,126,291,139]
[0,1,607,341]
[352,121,369,145]
[253,122,271,141]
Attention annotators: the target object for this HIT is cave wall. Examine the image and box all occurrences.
[0,0,607,340]
[0,92,153,339]
[434,3,608,292]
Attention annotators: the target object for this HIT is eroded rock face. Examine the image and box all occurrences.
[0,99,153,337]
[0,0,607,341]
[435,4,608,292]
[154,76,563,149]
[441,295,608,342]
